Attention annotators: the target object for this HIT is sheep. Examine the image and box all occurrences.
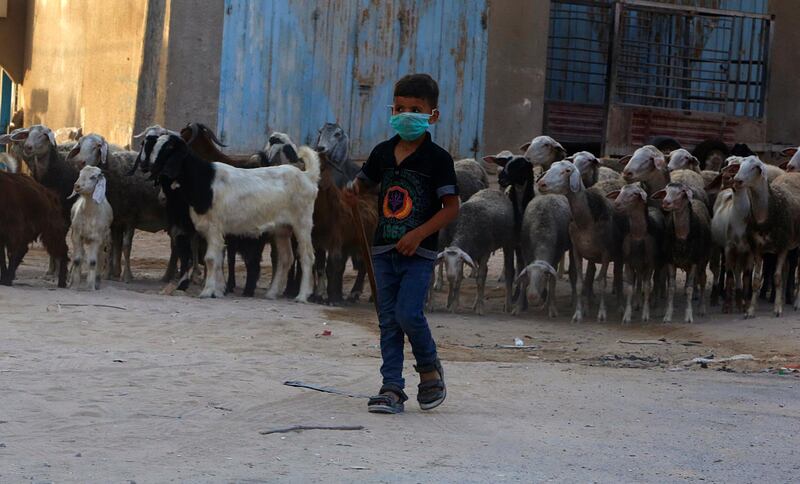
[310,152,378,304]
[513,193,576,317]
[651,182,712,323]
[67,133,169,283]
[691,138,730,171]
[606,184,665,324]
[731,156,800,317]
[520,135,567,171]
[779,147,800,173]
[68,166,113,290]
[568,151,624,190]
[179,122,258,168]
[537,160,626,322]
[666,148,719,187]
[436,189,515,315]
[140,134,320,300]
[620,145,709,208]
[0,171,68,287]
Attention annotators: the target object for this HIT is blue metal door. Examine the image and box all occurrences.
[218,0,488,159]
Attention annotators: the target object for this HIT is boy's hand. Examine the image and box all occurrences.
[396,228,424,256]
[343,180,360,208]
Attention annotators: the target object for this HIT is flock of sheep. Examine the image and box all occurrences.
[2,121,800,325]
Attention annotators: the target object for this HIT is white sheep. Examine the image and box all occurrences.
[68,166,114,290]
[520,135,567,170]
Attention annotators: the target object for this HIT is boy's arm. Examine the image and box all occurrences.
[395,195,459,256]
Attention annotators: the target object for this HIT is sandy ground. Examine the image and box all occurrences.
[1,232,799,483]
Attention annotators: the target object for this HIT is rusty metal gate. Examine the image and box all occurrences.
[217,0,489,159]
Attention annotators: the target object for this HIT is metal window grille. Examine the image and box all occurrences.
[613,2,771,118]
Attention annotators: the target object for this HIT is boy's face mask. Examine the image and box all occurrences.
[390,112,432,141]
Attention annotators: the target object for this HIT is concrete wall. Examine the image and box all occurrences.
[767,0,800,145]
[482,0,550,156]
[161,0,224,131]
[0,0,27,82]
[21,0,148,145]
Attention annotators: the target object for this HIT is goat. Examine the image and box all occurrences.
[0,171,68,287]
[514,193,576,317]
[251,132,301,168]
[68,166,113,290]
[538,161,626,322]
[651,183,712,323]
[732,156,800,317]
[607,184,665,324]
[179,122,257,168]
[314,122,364,187]
[437,189,515,315]
[140,134,320,300]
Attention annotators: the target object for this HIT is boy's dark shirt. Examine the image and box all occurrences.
[357,132,458,259]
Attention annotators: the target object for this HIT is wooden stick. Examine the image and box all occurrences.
[57,303,128,311]
[349,188,379,314]
[260,425,364,435]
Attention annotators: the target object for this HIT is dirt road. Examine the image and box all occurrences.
[1,234,798,482]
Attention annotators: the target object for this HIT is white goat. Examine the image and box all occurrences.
[68,166,113,290]
[143,134,320,301]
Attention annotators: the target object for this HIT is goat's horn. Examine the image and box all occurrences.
[204,125,228,147]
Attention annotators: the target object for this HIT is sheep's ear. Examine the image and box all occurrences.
[569,167,582,192]
[705,173,723,194]
[66,144,81,160]
[46,129,56,147]
[650,189,667,200]
[617,155,632,166]
[459,249,476,270]
[690,155,700,167]
[722,163,741,175]
[683,187,694,200]
[282,144,299,164]
[534,261,558,277]
[10,129,28,142]
[100,142,108,168]
[520,142,531,153]
[483,155,509,167]
[781,147,798,158]
[92,174,107,204]
[605,189,620,200]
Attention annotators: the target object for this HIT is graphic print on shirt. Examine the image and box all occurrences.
[379,168,431,243]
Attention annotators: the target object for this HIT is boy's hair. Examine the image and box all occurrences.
[394,74,439,108]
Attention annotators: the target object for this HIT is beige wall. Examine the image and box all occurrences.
[482,0,551,156]
[0,0,27,82]
[22,0,149,146]
[767,0,800,145]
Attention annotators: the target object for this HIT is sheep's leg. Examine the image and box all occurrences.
[597,259,610,322]
[568,249,578,305]
[426,269,437,312]
[698,265,707,317]
[162,239,178,283]
[621,264,634,326]
[772,250,788,317]
[793,258,800,311]
[663,264,675,323]
[785,248,798,306]
[108,227,122,280]
[585,262,596,305]
[614,261,624,303]
[724,266,735,314]
[642,269,653,323]
[502,247,515,313]
[85,240,102,291]
[473,260,488,316]
[3,246,28,285]
[294,232,315,303]
[684,265,696,324]
[746,255,763,319]
[760,253,776,301]
[709,249,721,306]
[199,234,225,299]
[434,262,444,291]
[121,226,134,283]
[571,251,585,323]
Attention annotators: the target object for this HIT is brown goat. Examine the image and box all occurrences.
[312,154,378,304]
[0,171,68,287]
[180,123,258,169]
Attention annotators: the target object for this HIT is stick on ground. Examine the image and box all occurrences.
[260,425,365,435]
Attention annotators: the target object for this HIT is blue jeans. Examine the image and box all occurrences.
[372,250,438,390]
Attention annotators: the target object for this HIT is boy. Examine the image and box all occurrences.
[344,73,460,414]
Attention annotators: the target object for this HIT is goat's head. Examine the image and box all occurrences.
[620,145,666,183]
[145,134,188,181]
[131,125,178,176]
[259,132,299,167]
[520,136,566,169]
[66,133,108,169]
[180,122,227,148]
[732,155,766,191]
[567,151,599,187]
[606,184,647,213]
[17,124,56,159]
[666,148,700,173]
[488,153,532,190]
[515,261,557,307]
[437,247,475,284]
[538,160,582,195]
[779,147,800,173]
[315,122,350,165]
[651,182,692,212]
[71,165,107,203]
